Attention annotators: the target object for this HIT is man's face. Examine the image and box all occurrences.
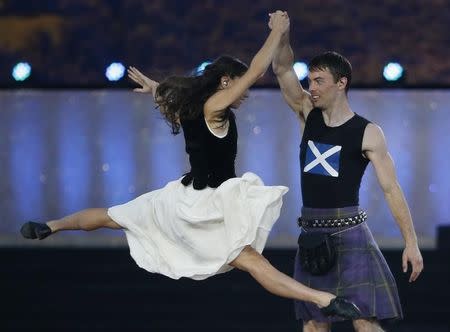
[308,68,340,109]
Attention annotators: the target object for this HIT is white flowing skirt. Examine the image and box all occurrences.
[107,172,288,280]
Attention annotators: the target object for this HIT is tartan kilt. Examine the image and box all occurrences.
[294,221,403,323]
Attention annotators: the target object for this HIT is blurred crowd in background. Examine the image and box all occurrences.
[0,0,448,87]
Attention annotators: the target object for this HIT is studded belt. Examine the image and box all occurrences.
[297,210,367,228]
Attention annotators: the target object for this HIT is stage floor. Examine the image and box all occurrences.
[2,248,449,331]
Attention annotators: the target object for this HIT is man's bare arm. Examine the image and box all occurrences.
[363,124,423,282]
[272,30,313,125]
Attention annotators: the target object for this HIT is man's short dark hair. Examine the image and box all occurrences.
[308,51,352,93]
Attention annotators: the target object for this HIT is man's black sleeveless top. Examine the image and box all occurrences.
[300,108,370,208]
[181,112,237,189]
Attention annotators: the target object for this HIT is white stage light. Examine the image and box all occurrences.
[12,62,31,81]
[383,62,404,81]
[293,62,308,80]
[106,62,125,81]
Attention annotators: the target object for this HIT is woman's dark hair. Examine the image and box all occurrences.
[155,55,248,134]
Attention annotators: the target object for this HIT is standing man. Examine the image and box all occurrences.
[270,11,423,332]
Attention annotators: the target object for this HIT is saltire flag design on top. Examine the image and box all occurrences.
[304,140,341,177]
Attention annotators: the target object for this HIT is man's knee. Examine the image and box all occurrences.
[303,320,330,332]
[353,318,384,332]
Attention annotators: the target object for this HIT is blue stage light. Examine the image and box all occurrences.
[12,62,31,81]
[196,61,211,75]
[106,62,125,81]
[293,62,308,80]
[383,62,404,81]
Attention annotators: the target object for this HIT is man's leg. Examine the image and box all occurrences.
[303,320,331,332]
[353,318,384,332]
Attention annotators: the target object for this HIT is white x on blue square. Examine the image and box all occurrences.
[304,140,342,177]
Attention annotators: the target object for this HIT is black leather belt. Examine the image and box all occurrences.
[298,210,367,228]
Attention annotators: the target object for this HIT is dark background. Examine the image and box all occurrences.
[1,1,450,331]
[0,0,449,87]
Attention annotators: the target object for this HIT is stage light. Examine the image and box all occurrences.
[105,62,125,81]
[293,62,308,80]
[12,62,31,81]
[196,61,211,75]
[383,62,404,81]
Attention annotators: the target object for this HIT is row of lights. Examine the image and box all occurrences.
[11,61,405,82]
[12,62,126,82]
[197,61,404,82]
[292,61,404,82]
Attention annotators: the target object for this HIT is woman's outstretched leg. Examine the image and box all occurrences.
[230,246,361,319]
[21,208,122,240]
[47,208,121,232]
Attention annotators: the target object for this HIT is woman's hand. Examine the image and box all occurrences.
[127,66,159,97]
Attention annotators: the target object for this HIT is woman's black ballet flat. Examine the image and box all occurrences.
[20,222,52,240]
[320,296,362,320]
